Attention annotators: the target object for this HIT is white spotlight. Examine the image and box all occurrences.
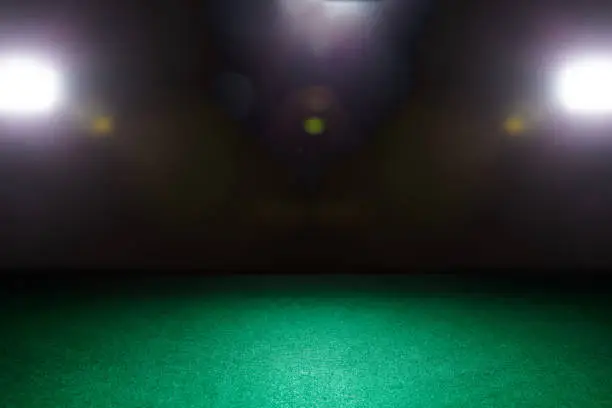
[555,55,612,115]
[0,55,64,117]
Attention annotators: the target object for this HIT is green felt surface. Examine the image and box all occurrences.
[2,282,612,408]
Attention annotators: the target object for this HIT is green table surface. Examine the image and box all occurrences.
[2,277,611,408]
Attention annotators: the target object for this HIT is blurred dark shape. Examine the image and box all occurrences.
[213,72,254,120]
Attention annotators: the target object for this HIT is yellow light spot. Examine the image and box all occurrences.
[503,116,526,136]
[92,116,113,135]
[304,116,325,135]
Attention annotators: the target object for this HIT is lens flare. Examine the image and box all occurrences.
[304,116,325,135]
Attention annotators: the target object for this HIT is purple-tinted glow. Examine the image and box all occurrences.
[278,0,378,56]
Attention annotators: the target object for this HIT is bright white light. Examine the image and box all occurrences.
[279,0,375,56]
[0,56,63,116]
[555,55,612,115]
[322,1,371,21]
[280,0,372,24]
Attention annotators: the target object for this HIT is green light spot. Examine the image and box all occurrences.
[304,117,325,135]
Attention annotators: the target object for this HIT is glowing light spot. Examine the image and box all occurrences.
[92,116,113,135]
[304,116,325,135]
[323,1,371,21]
[0,56,63,116]
[504,116,526,136]
[556,55,612,115]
